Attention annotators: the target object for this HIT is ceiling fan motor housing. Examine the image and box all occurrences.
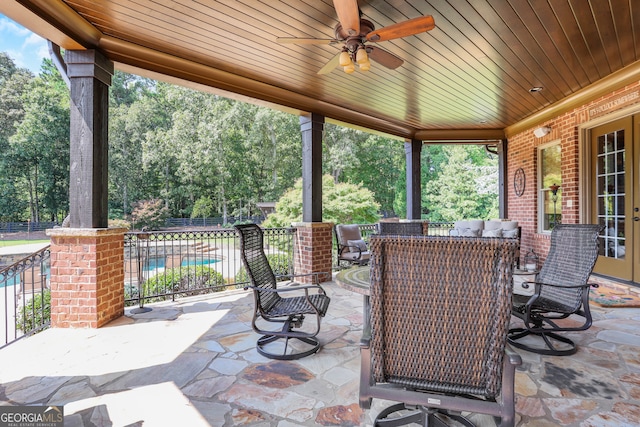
[334,19,375,42]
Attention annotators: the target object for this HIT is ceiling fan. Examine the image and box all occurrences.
[276,0,435,74]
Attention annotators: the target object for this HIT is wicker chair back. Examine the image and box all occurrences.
[367,235,517,398]
[378,221,426,236]
[235,224,280,313]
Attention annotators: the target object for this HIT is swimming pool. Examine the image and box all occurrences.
[145,257,219,271]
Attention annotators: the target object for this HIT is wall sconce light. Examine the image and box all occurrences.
[533,126,551,138]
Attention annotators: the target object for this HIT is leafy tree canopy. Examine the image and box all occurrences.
[263,175,380,227]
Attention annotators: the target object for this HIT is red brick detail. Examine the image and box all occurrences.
[47,229,126,328]
[293,223,334,283]
[507,81,640,264]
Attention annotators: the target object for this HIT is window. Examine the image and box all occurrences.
[538,142,561,233]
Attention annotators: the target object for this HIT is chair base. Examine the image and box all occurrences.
[256,334,321,360]
[375,404,474,427]
[508,327,577,356]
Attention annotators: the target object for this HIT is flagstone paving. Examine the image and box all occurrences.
[1,280,640,426]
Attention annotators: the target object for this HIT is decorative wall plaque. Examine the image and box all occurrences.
[514,168,525,197]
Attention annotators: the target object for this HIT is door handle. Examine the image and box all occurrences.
[635,217,640,222]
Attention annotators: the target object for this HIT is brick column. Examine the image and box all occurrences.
[46,228,127,328]
[293,222,333,283]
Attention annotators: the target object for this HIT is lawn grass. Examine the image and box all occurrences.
[0,240,50,247]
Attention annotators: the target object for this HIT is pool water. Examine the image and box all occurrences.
[145,257,219,271]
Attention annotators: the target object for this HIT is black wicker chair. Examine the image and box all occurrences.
[235,224,331,360]
[508,224,603,356]
[360,235,520,427]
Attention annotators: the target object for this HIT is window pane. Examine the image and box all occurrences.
[595,128,626,260]
[539,143,561,232]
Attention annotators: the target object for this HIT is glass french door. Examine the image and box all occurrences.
[591,115,640,282]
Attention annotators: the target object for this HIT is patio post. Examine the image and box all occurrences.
[45,50,125,328]
[406,139,422,219]
[498,139,508,219]
[296,113,332,282]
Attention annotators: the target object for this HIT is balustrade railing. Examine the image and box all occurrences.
[124,227,296,309]
[0,246,51,348]
[0,221,456,347]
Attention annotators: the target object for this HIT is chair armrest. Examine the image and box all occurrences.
[523,280,593,290]
[276,271,324,283]
[339,244,366,258]
[246,284,324,293]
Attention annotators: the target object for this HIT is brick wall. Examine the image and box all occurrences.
[293,222,333,283]
[507,81,640,264]
[47,228,126,328]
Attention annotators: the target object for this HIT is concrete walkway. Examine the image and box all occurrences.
[0,282,639,426]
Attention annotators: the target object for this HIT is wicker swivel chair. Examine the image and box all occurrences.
[235,224,331,360]
[508,224,603,356]
[360,235,520,427]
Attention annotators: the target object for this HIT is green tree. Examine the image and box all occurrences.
[263,175,380,227]
[8,59,69,222]
[0,53,32,220]
[423,145,499,221]
[191,196,214,219]
[343,133,404,215]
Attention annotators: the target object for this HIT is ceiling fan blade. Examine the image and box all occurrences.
[366,46,404,69]
[366,15,435,42]
[333,0,360,36]
[317,53,341,75]
[276,37,339,45]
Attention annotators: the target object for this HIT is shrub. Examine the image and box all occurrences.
[17,290,51,332]
[235,253,291,285]
[109,218,131,230]
[141,266,225,303]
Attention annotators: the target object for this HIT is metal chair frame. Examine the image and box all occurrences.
[235,224,331,360]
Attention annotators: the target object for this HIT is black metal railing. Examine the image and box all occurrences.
[0,222,59,234]
[0,246,51,348]
[0,221,456,347]
[124,227,296,308]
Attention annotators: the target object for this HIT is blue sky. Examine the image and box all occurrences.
[1,14,48,74]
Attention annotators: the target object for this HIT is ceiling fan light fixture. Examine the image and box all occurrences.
[356,46,368,64]
[343,63,356,74]
[359,60,371,71]
[339,50,352,67]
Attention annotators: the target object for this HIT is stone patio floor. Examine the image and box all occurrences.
[1,278,640,426]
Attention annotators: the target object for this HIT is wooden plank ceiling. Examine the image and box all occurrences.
[3,0,640,140]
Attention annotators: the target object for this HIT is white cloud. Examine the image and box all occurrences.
[0,16,48,73]
[24,32,45,46]
[0,16,30,37]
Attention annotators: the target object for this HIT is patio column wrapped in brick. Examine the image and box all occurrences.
[47,228,127,328]
[293,222,333,283]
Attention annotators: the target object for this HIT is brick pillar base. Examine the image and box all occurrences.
[46,228,127,328]
[293,222,333,283]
